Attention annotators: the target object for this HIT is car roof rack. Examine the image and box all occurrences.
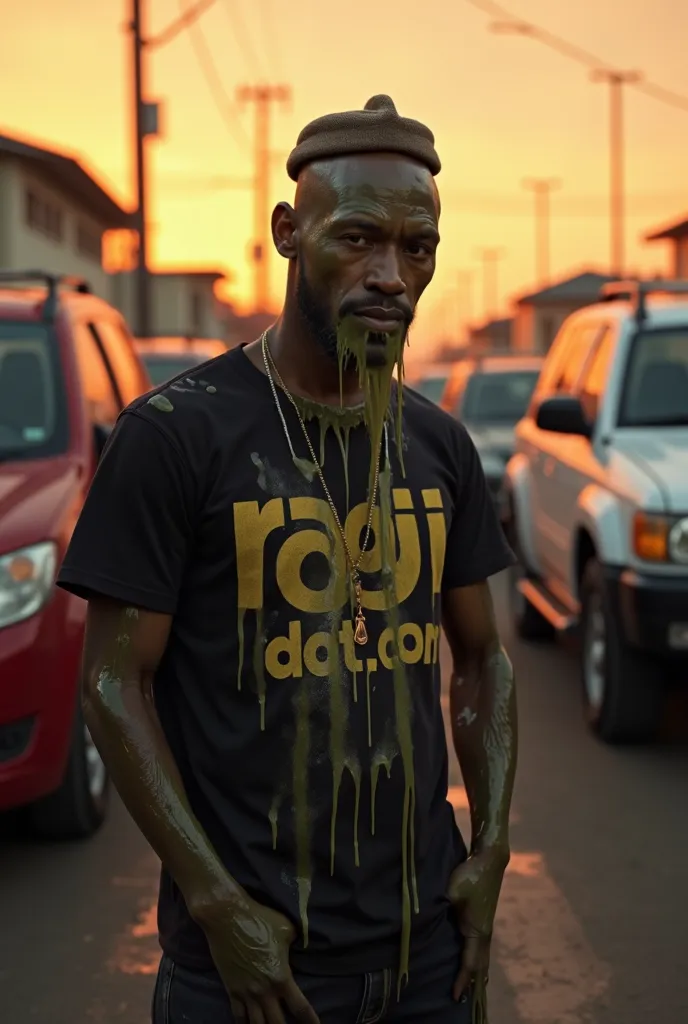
[0,270,91,320]
[599,278,688,323]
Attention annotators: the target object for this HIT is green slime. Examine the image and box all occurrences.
[255,319,419,990]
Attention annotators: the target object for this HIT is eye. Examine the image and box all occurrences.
[405,241,434,257]
[342,234,369,247]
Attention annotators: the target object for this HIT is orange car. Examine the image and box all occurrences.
[134,337,228,387]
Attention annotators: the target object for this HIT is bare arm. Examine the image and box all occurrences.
[81,597,247,919]
[82,596,319,1023]
[442,581,517,859]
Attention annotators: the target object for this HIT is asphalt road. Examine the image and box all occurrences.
[2,573,688,1024]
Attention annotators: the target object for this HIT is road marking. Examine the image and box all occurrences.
[495,852,610,1023]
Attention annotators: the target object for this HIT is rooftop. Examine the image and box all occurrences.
[0,130,131,228]
[515,270,618,306]
[645,214,688,242]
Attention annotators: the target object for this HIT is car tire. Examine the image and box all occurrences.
[28,702,109,840]
[580,558,663,744]
[505,510,555,642]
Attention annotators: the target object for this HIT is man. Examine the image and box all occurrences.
[58,95,517,1024]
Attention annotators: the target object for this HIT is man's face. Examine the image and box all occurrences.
[291,154,440,367]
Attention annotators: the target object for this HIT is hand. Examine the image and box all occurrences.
[200,896,320,1024]
[447,846,509,1008]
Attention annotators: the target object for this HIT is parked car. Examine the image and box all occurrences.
[440,355,542,511]
[135,336,228,386]
[407,362,454,404]
[0,270,151,838]
[503,279,688,744]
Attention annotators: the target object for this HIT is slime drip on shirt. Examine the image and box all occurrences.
[259,321,418,990]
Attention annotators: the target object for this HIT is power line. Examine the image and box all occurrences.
[177,0,250,152]
[147,0,218,50]
[255,0,285,78]
[222,0,267,78]
[466,0,688,114]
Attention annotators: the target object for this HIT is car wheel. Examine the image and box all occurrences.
[580,558,663,744]
[28,702,109,840]
[505,511,554,642]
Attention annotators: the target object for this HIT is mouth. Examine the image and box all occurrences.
[352,308,406,333]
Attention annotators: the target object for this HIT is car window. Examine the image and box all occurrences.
[0,323,69,461]
[72,322,120,424]
[461,369,541,426]
[552,324,602,395]
[92,320,146,407]
[141,352,208,387]
[578,327,614,421]
[413,375,448,405]
[619,328,688,427]
[531,322,576,403]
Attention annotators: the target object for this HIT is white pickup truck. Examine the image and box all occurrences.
[503,280,688,744]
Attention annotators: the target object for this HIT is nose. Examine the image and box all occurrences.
[364,245,406,296]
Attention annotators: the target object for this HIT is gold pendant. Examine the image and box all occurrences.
[353,578,368,646]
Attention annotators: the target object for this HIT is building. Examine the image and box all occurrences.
[0,131,131,298]
[110,269,230,340]
[645,214,688,278]
[511,271,618,354]
[467,317,513,355]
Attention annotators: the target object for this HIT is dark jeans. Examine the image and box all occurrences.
[152,912,473,1023]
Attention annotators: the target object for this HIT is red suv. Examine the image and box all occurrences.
[0,271,151,839]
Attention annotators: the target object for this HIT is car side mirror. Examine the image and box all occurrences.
[93,422,112,459]
[535,395,592,438]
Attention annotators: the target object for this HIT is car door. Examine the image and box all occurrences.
[516,321,578,564]
[535,322,609,590]
[72,321,122,433]
[90,318,151,405]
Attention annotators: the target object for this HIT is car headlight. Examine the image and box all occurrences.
[0,542,57,629]
[668,518,688,565]
[632,513,688,565]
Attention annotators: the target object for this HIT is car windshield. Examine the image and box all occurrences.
[0,323,68,463]
[620,328,688,426]
[413,375,448,404]
[462,369,540,425]
[141,351,209,387]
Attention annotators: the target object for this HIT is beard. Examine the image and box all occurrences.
[296,266,412,370]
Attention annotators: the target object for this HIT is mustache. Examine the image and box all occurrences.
[339,299,414,326]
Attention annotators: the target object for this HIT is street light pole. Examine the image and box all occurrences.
[591,69,642,277]
[522,178,561,286]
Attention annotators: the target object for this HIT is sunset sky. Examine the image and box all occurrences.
[3,0,688,360]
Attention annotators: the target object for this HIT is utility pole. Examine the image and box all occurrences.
[522,178,561,286]
[131,0,151,338]
[128,0,219,337]
[591,69,642,277]
[475,248,505,320]
[237,85,291,312]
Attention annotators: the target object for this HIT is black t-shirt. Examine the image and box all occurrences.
[57,346,514,976]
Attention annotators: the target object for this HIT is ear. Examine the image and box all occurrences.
[272,202,298,259]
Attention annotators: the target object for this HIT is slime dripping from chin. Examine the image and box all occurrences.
[333,325,418,993]
[335,319,407,491]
